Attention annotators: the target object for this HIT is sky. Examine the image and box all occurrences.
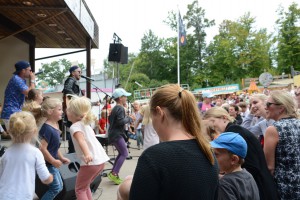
[35,0,297,72]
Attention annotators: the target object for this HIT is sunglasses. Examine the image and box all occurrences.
[266,102,281,108]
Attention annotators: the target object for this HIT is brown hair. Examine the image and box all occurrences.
[150,84,215,165]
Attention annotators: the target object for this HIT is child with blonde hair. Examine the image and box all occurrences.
[38,97,70,200]
[0,111,53,200]
[23,89,45,129]
[66,96,109,200]
[140,104,159,150]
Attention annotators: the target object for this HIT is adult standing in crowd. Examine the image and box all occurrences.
[1,61,35,130]
[203,107,278,200]
[128,84,218,200]
[198,91,214,115]
[62,65,83,153]
[264,90,300,199]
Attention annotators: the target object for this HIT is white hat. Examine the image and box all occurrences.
[112,88,131,99]
[202,91,214,98]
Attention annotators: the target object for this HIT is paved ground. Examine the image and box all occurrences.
[0,138,142,200]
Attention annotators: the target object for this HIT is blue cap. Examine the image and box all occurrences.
[14,61,30,74]
[112,88,131,99]
[69,65,79,73]
[210,132,247,158]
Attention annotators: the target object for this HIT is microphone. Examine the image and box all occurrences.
[81,75,94,81]
[35,70,44,76]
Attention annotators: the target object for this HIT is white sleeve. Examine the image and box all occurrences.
[35,150,51,182]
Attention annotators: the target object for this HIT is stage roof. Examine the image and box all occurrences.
[0,0,99,48]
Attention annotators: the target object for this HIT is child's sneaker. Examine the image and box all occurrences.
[108,172,123,185]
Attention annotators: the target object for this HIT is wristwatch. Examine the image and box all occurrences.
[31,80,36,84]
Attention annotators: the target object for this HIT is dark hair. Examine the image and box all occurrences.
[27,89,42,101]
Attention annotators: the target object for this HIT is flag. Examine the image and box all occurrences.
[178,12,187,46]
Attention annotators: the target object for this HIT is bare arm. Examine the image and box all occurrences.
[57,150,70,164]
[22,72,35,95]
[263,126,279,175]
[40,139,62,168]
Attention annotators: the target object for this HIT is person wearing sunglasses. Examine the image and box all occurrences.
[241,94,275,143]
[62,65,84,153]
[203,107,278,200]
[264,90,300,199]
[1,61,36,131]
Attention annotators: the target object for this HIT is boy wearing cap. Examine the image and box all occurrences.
[1,61,36,130]
[210,132,259,200]
[107,88,134,185]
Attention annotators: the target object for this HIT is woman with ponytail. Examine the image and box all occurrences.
[127,84,218,200]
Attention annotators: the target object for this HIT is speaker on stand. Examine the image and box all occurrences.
[35,153,102,200]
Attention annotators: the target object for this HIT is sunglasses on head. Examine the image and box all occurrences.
[266,102,281,108]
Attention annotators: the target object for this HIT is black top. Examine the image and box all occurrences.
[219,169,260,200]
[225,123,279,200]
[62,77,81,96]
[108,105,133,144]
[129,139,219,200]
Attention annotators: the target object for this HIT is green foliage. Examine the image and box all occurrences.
[37,59,85,87]
[36,2,299,94]
[275,2,300,73]
[205,13,273,85]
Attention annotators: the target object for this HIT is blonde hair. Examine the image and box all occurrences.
[270,90,299,118]
[23,101,43,120]
[203,107,235,122]
[67,96,94,125]
[39,98,62,119]
[250,94,268,103]
[150,84,215,165]
[9,111,38,143]
[140,104,151,125]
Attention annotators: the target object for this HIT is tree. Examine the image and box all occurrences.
[205,13,273,85]
[275,2,300,73]
[38,59,85,87]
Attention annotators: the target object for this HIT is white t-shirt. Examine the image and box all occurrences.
[0,143,50,200]
[70,121,109,166]
[143,123,159,150]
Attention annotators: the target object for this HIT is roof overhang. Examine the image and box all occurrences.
[0,0,99,48]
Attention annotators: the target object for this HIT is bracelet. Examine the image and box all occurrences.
[31,80,36,84]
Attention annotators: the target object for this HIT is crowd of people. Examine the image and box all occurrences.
[0,60,300,200]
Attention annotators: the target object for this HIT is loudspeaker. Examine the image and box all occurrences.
[108,43,128,64]
[108,43,123,62]
[120,46,128,64]
[35,153,102,200]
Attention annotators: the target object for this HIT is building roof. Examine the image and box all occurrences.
[0,0,99,48]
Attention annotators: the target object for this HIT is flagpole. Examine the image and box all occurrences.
[177,9,180,85]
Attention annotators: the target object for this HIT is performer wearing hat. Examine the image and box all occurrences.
[1,61,36,130]
[62,65,83,153]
